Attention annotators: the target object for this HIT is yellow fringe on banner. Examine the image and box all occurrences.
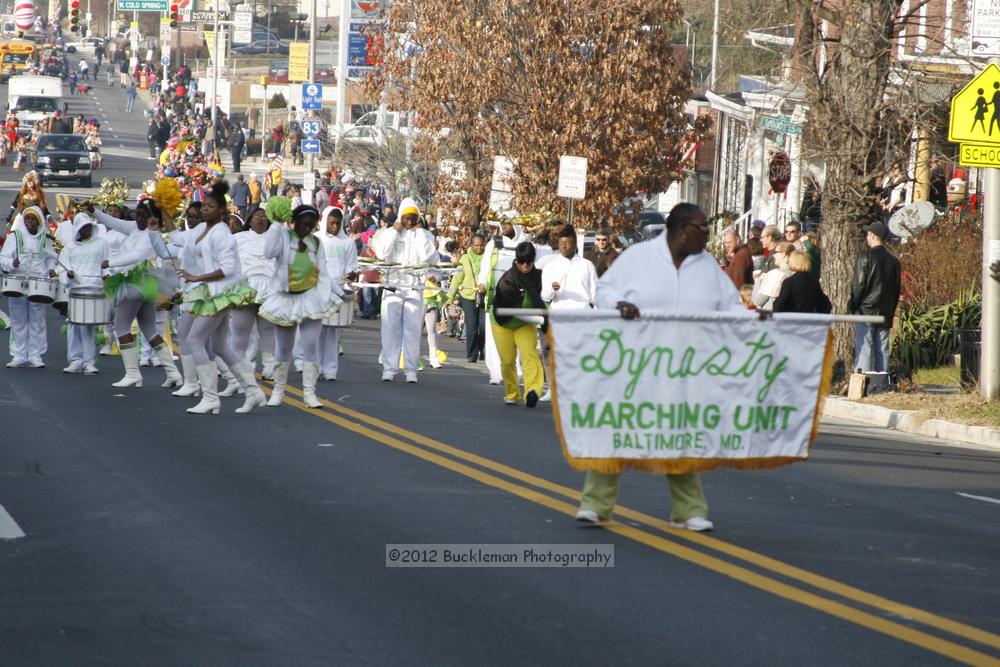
[547,323,836,475]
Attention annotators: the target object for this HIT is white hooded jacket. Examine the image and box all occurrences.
[61,213,109,290]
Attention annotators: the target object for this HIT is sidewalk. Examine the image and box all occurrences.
[822,396,1000,452]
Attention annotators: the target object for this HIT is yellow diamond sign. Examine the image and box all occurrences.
[949,64,1000,144]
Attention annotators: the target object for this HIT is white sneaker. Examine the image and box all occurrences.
[381,371,395,382]
[28,358,45,368]
[504,399,517,405]
[139,358,151,367]
[63,360,84,374]
[6,359,25,368]
[575,509,608,525]
[99,344,112,356]
[405,372,418,383]
[489,377,502,385]
[83,363,99,375]
[294,360,304,373]
[538,389,551,402]
[320,373,336,381]
[670,517,714,532]
[150,357,162,367]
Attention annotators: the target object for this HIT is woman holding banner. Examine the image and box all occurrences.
[575,203,743,532]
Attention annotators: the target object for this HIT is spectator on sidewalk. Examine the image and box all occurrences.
[247,106,259,141]
[848,221,900,373]
[228,121,245,173]
[247,173,262,214]
[583,228,619,278]
[773,250,832,314]
[784,220,821,282]
[722,229,753,289]
[127,81,139,113]
[231,174,250,220]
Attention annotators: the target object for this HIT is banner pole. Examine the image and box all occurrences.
[494,308,885,325]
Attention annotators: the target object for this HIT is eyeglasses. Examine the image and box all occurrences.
[785,229,801,236]
[685,221,712,233]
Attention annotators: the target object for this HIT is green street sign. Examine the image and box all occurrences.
[116,0,168,11]
[761,115,803,137]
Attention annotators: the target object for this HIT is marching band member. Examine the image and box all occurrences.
[372,197,437,383]
[60,213,109,375]
[259,203,339,408]
[491,242,546,407]
[95,196,182,388]
[0,207,56,368]
[317,206,358,381]
[477,221,523,385]
[231,207,278,378]
[540,225,597,309]
[159,202,204,398]
[173,182,267,415]
[574,203,743,531]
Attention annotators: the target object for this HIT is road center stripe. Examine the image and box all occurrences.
[957,492,1000,505]
[266,386,1000,665]
[0,504,25,539]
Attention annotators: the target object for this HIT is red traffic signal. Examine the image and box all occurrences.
[70,0,81,32]
[169,3,179,27]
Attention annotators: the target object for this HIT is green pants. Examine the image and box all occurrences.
[580,471,708,521]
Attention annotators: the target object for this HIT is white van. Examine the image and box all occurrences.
[1,18,17,39]
[8,75,64,130]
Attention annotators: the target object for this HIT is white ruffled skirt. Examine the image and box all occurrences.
[259,287,341,327]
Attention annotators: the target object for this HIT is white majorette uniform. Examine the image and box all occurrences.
[259,211,340,408]
[317,206,357,381]
[232,224,278,376]
[477,231,522,384]
[169,219,266,415]
[0,207,56,368]
[372,197,437,383]
[541,253,598,310]
[95,208,182,388]
[60,213,109,374]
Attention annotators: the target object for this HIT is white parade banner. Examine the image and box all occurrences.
[548,310,832,474]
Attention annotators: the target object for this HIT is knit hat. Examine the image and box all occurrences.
[399,197,420,218]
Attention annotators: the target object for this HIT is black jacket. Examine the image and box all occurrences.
[773,271,832,314]
[228,128,245,151]
[492,266,544,327]
[848,246,900,320]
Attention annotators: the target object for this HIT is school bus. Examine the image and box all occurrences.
[0,40,37,82]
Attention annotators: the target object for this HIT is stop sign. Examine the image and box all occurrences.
[768,152,792,194]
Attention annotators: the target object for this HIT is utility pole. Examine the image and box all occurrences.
[305,0,317,202]
[335,0,348,141]
[709,0,719,90]
[984,60,1000,400]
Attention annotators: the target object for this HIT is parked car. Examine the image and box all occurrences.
[268,59,289,83]
[232,39,289,55]
[32,133,92,187]
[333,125,401,147]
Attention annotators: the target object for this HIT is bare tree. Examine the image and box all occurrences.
[369,0,710,226]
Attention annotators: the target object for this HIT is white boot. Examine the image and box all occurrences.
[112,345,143,388]
[260,352,276,380]
[232,360,267,414]
[302,362,323,408]
[172,354,201,397]
[187,364,220,414]
[217,359,242,397]
[267,361,289,407]
[156,344,183,388]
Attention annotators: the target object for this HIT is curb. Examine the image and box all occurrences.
[822,397,1000,451]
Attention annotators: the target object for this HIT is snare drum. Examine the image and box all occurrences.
[1,274,27,297]
[68,287,111,325]
[52,281,68,310]
[26,277,59,304]
[322,291,355,327]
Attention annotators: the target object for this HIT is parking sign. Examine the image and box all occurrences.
[301,117,321,138]
[302,83,323,110]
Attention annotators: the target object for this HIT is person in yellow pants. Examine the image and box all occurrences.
[490,241,546,407]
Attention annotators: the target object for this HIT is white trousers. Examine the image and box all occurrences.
[380,291,423,375]
[67,323,97,364]
[424,309,438,355]
[484,314,502,382]
[319,326,340,377]
[7,297,47,362]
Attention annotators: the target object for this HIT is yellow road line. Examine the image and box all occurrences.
[276,384,1000,653]
[267,387,1000,665]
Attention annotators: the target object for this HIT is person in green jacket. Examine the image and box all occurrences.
[449,233,487,363]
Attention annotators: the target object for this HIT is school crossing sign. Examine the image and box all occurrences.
[949,64,1000,167]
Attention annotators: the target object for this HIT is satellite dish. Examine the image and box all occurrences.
[889,200,936,239]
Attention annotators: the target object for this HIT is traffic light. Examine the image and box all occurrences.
[70,0,80,32]
[169,4,179,27]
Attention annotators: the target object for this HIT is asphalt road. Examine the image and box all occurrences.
[1,308,999,666]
